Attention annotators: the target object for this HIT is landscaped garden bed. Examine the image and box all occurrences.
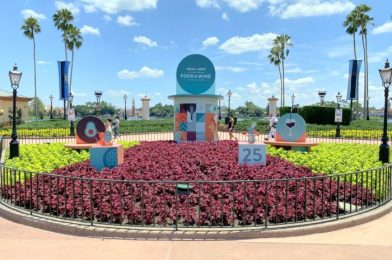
[1,141,377,227]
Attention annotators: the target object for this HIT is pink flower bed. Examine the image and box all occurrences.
[3,141,374,226]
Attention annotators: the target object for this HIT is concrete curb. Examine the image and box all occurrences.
[1,200,392,240]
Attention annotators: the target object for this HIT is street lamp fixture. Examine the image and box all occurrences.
[379,59,392,163]
[318,90,327,106]
[94,91,102,115]
[49,94,54,119]
[291,94,295,113]
[123,94,128,120]
[9,64,22,159]
[335,92,342,138]
[69,93,75,136]
[227,90,232,116]
[218,95,222,120]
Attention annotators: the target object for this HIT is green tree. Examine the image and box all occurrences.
[53,8,74,61]
[21,17,41,121]
[150,103,174,117]
[234,101,264,118]
[65,24,83,93]
[28,97,46,118]
[343,11,359,60]
[270,34,292,107]
[355,4,373,120]
[268,46,282,106]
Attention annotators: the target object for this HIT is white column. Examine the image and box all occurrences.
[268,95,278,117]
[141,96,151,120]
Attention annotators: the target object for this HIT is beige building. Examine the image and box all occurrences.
[0,90,33,126]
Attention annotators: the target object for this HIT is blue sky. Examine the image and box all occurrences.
[1,0,391,110]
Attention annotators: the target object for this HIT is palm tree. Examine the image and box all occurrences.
[355,4,373,120]
[21,17,41,121]
[273,34,292,107]
[343,11,359,60]
[53,8,74,61]
[65,24,83,93]
[268,46,283,106]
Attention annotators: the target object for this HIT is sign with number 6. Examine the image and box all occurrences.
[238,142,266,166]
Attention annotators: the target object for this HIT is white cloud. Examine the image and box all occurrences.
[21,9,47,20]
[118,66,164,79]
[196,0,264,12]
[222,12,229,21]
[219,33,277,54]
[37,60,52,65]
[105,89,131,97]
[283,76,315,87]
[116,15,139,26]
[368,46,392,63]
[202,36,220,48]
[80,25,100,36]
[373,21,392,35]
[103,15,112,21]
[83,4,97,13]
[270,0,355,19]
[196,0,220,8]
[223,0,264,13]
[81,0,158,14]
[133,35,158,47]
[55,1,80,15]
[216,66,248,72]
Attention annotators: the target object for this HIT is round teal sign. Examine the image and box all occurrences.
[176,54,215,94]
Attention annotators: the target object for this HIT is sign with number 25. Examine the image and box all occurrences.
[238,143,266,166]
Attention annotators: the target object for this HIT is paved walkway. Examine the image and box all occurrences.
[1,210,392,260]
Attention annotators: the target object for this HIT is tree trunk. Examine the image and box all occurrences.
[282,58,285,107]
[278,64,283,108]
[353,34,357,60]
[33,35,38,121]
[364,33,369,120]
[361,32,366,120]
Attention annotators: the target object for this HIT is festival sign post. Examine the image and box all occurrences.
[169,54,223,142]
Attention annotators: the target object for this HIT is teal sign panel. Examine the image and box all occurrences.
[176,54,215,94]
[276,113,306,142]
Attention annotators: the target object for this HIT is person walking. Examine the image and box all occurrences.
[228,115,238,141]
[113,116,120,139]
[265,115,278,141]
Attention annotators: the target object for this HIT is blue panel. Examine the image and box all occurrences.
[90,147,118,171]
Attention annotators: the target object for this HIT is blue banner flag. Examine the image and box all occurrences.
[58,61,70,100]
[347,59,362,100]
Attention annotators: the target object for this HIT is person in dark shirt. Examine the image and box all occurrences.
[227,115,238,141]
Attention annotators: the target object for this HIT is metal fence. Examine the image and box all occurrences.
[1,164,391,230]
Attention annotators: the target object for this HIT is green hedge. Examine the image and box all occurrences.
[279,106,351,125]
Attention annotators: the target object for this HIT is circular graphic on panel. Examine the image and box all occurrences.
[76,116,105,143]
[276,113,306,142]
[176,54,215,94]
[103,149,117,168]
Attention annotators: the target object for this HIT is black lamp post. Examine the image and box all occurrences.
[69,93,75,136]
[9,64,22,159]
[379,59,392,163]
[291,94,295,113]
[335,92,342,138]
[227,90,232,116]
[123,94,128,120]
[49,94,54,119]
[94,91,102,115]
[318,90,326,106]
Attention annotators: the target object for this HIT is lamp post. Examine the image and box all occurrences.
[69,93,75,136]
[227,90,232,116]
[94,91,102,116]
[123,94,128,120]
[9,64,22,159]
[291,94,295,113]
[318,90,327,106]
[379,59,392,163]
[335,92,342,138]
[49,94,54,120]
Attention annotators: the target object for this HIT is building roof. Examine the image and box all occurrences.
[0,89,32,100]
